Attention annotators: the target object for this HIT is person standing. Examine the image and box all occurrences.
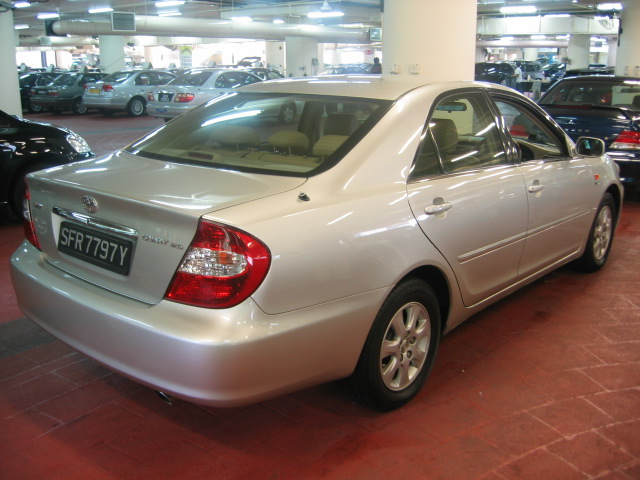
[513,62,523,92]
[371,57,382,74]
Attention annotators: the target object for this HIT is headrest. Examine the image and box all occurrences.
[210,125,259,147]
[324,113,359,136]
[268,131,309,155]
[430,118,458,154]
[313,135,348,158]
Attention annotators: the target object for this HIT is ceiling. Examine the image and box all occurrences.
[5,0,622,41]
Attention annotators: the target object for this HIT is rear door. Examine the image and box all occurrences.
[407,89,528,307]
[491,93,597,278]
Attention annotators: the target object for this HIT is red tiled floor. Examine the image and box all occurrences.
[0,112,639,478]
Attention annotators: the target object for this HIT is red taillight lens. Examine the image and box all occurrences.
[48,90,59,96]
[510,124,528,138]
[174,93,195,103]
[165,220,270,308]
[22,182,40,250]
[102,84,114,92]
[147,92,155,101]
[610,130,640,150]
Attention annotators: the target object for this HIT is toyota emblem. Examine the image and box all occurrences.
[82,195,98,214]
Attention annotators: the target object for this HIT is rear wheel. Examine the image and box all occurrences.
[71,98,88,115]
[573,192,616,272]
[343,278,441,411]
[127,97,146,117]
[28,102,43,113]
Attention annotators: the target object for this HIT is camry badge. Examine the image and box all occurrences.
[82,195,98,214]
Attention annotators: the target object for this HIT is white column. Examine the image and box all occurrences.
[382,0,477,81]
[567,34,590,69]
[98,35,126,73]
[607,37,618,68]
[265,41,285,74]
[284,36,318,77]
[615,0,640,77]
[0,12,22,116]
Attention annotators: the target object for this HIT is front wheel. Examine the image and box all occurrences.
[127,97,146,117]
[343,278,441,411]
[574,192,616,272]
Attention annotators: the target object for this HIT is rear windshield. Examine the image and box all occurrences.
[126,92,390,177]
[540,80,640,110]
[102,71,135,83]
[51,73,79,87]
[169,69,216,86]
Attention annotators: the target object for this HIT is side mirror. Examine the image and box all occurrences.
[576,137,606,156]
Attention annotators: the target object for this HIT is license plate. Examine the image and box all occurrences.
[89,88,101,94]
[159,93,172,102]
[58,222,134,275]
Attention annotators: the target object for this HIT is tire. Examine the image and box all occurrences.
[71,98,88,115]
[9,163,51,218]
[28,102,44,113]
[127,97,146,117]
[343,278,441,411]
[573,192,616,272]
[277,102,296,124]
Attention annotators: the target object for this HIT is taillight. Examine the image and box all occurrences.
[48,90,59,96]
[22,182,40,250]
[165,220,270,308]
[147,92,155,101]
[610,130,640,150]
[510,124,528,138]
[174,93,195,103]
[102,84,114,92]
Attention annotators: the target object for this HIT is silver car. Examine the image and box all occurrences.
[146,68,274,121]
[82,69,176,117]
[11,77,622,411]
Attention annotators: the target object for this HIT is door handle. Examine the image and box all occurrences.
[425,199,453,215]
[528,180,545,193]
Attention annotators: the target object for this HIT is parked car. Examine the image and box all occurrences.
[19,71,61,113]
[319,63,375,75]
[82,69,176,117]
[519,61,544,80]
[30,71,108,115]
[245,67,285,80]
[563,66,615,78]
[542,62,566,83]
[146,68,269,121]
[11,77,621,412]
[0,108,94,216]
[539,75,640,191]
[474,62,515,87]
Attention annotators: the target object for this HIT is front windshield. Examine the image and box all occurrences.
[126,92,390,177]
[541,80,640,109]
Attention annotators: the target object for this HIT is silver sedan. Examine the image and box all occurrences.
[11,77,622,411]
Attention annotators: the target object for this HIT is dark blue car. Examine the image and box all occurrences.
[538,76,640,192]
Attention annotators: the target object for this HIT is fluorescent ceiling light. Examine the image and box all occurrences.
[502,36,515,41]
[531,34,547,40]
[273,18,285,24]
[597,3,622,10]
[308,11,344,18]
[155,1,185,7]
[37,12,60,19]
[159,11,182,16]
[500,6,537,15]
[14,24,30,29]
[88,7,113,14]
[14,1,31,8]
[556,34,570,40]
[544,13,570,18]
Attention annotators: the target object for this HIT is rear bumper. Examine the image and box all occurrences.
[147,104,193,119]
[608,151,640,187]
[31,98,74,109]
[10,241,380,407]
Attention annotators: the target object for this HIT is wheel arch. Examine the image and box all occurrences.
[606,184,623,227]
[397,265,451,335]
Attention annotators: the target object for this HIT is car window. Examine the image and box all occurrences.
[493,97,567,161]
[157,72,175,84]
[126,92,390,177]
[103,71,134,83]
[411,91,507,178]
[541,80,640,108]
[135,73,152,85]
[52,74,78,87]
[170,69,214,86]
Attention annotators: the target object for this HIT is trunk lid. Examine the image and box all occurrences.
[543,105,633,148]
[27,151,305,304]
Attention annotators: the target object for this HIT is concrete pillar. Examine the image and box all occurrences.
[98,35,126,73]
[0,12,22,116]
[567,34,590,69]
[607,37,618,68]
[265,41,285,74]
[615,0,640,77]
[523,48,538,62]
[382,0,477,80]
[284,36,318,77]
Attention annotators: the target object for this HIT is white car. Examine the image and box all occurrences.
[11,77,622,411]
